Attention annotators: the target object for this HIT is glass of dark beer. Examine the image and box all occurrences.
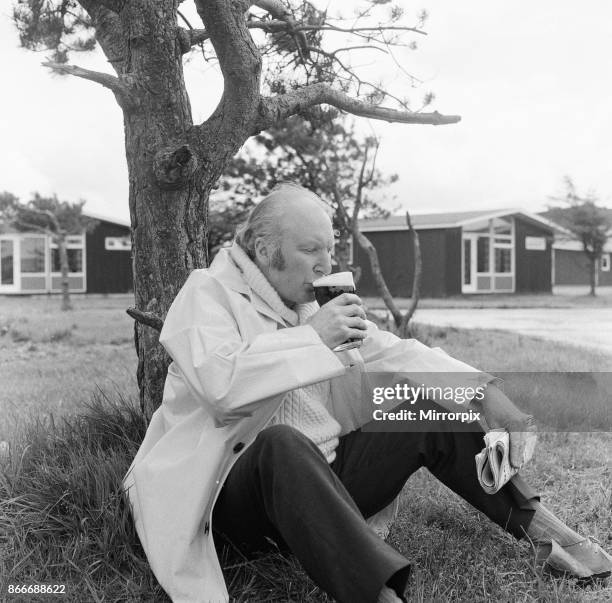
[312,271,361,351]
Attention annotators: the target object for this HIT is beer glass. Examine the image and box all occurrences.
[312,271,361,351]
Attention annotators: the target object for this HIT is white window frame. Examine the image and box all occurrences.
[18,234,48,293]
[601,253,610,272]
[19,234,48,276]
[463,218,515,293]
[0,235,21,293]
[49,233,87,292]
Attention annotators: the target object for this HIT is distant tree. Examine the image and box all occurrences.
[0,192,97,310]
[547,177,611,296]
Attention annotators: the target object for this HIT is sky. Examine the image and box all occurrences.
[1,1,611,223]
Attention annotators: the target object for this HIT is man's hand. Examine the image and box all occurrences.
[477,384,537,469]
[306,293,368,350]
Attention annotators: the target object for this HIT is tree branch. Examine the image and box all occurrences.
[126,307,164,333]
[181,20,291,52]
[182,21,419,55]
[42,61,137,110]
[185,28,210,48]
[400,211,422,337]
[353,144,369,224]
[255,83,460,134]
[194,0,262,139]
[291,24,428,36]
[252,0,310,59]
[76,0,125,69]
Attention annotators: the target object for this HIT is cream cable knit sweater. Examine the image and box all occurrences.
[228,244,342,463]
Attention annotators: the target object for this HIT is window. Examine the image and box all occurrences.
[50,234,84,273]
[463,239,472,285]
[1,240,14,285]
[20,237,46,273]
[601,254,610,272]
[477,236,489,272]
[52,248,83,272]
[105,236,131,251]
[495,247,512,273]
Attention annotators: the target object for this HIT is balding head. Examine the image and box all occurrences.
[235,183,332,268]
[234,183,335,305]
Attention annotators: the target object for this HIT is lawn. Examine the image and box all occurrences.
[0,294,611,602]
[362,285,612,310]
[0,294,137,441]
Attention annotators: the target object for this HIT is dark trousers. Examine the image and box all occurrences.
[212,407,539,603]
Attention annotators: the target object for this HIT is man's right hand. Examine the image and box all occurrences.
[306,293,368,350]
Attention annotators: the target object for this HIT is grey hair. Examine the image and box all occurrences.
[234,182,331,262]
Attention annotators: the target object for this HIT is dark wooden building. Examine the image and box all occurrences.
[539,208,612,287]
[0,212,132,295]
[86,214,133,293]
[552,239,612,287]
[354,209,556,297]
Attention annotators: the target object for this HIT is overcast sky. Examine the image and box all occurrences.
[1,1,611,223]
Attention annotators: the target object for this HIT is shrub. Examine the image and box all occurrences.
[0,392,166,601]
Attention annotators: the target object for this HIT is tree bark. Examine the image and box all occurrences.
[589,256,597,296]
[398,213,422,338]
[115,0,262,418]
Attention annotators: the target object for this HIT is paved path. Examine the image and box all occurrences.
[411,307,612,357]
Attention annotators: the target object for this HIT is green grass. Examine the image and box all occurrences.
[0,297,611,602]
[0,294,137,441]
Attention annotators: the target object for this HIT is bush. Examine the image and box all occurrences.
[0,392,166,601]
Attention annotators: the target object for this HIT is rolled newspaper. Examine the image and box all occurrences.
[475,429,518,494]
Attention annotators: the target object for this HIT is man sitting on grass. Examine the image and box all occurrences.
[124,183,611,603]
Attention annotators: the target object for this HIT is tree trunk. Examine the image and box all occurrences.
[119,1,261,419]
[589,256,597,296]
[57,232,72,311]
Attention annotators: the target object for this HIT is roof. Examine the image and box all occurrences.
[84,210,130,228]
[359,208,558,232]
[553,239,612,252]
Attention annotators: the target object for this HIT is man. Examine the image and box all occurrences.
[124,183,611,603]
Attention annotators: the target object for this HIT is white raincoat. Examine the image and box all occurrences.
[123,247,490,603]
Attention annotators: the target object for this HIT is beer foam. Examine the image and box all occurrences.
[312,271,355,288]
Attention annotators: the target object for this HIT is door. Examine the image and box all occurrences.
[0,236,19,293]
[462,235,477,293]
